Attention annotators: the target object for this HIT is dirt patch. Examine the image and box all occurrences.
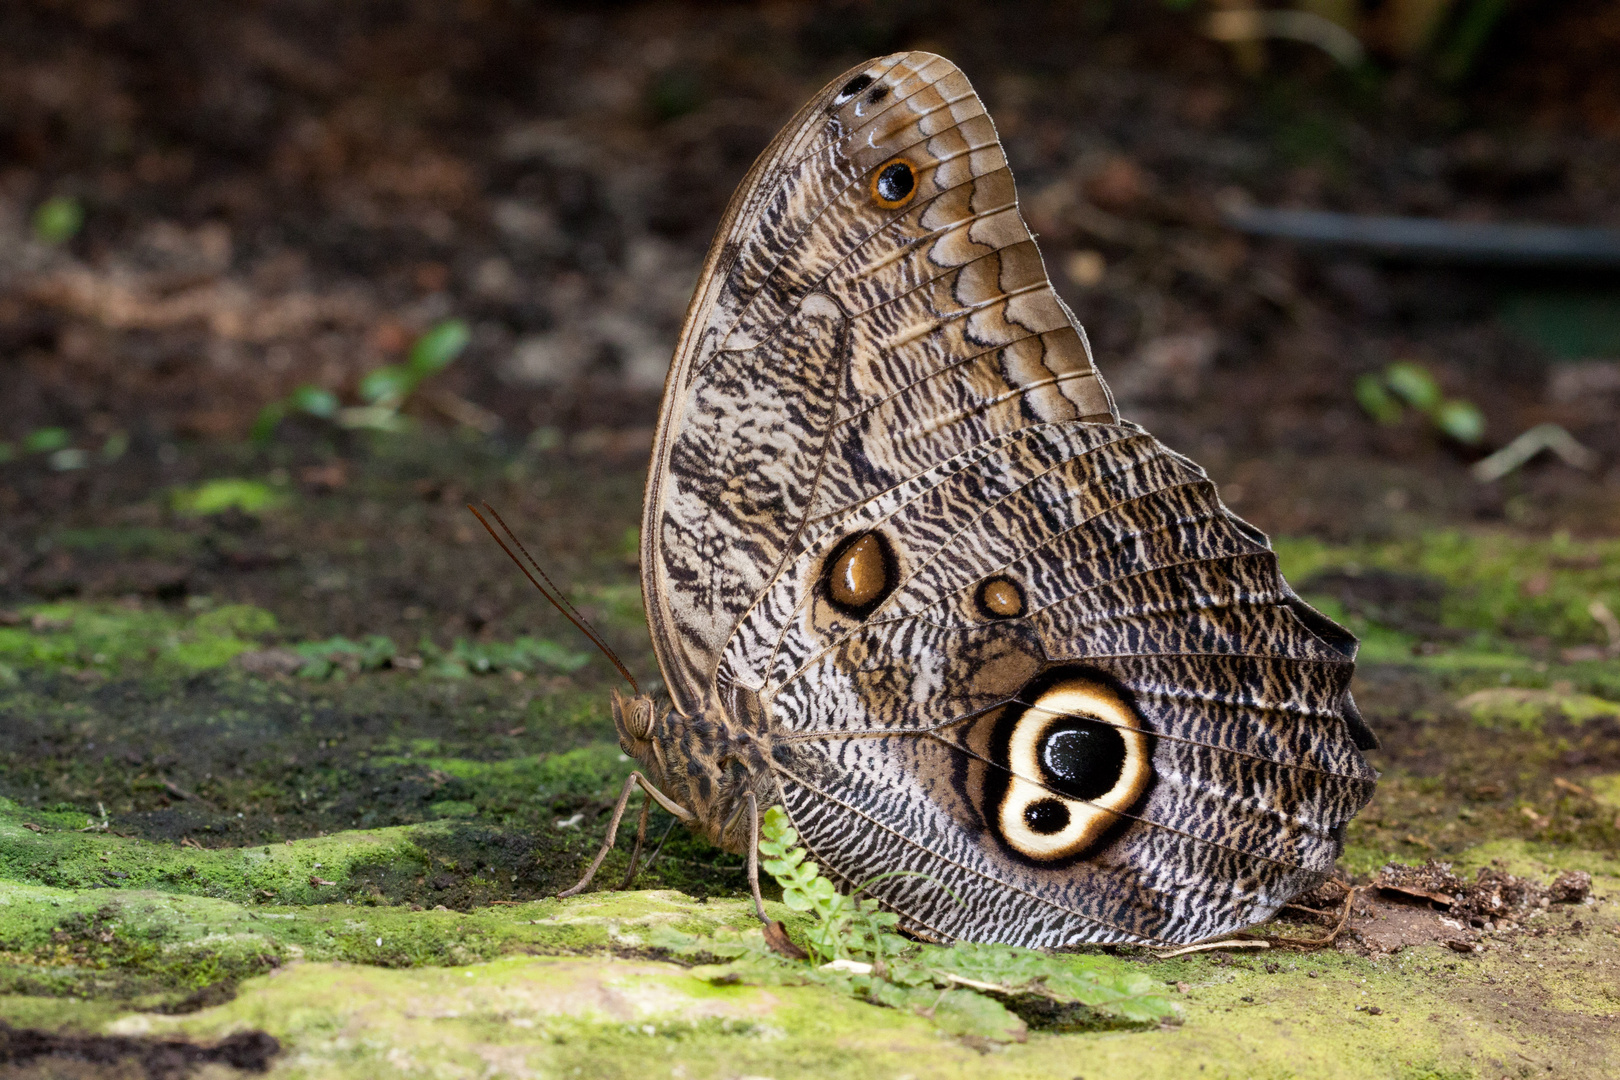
[1334,860,1592,954]
[0,1022,277,1079]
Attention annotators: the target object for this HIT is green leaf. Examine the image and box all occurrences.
[1384,361,1441,411]
[250,403,286,446]
[1353,373,1403,425]
[763,848,805,871]
[927,988,1027,1042]
[1433,399,1485,445]
[289,385,339,418]
[359,365,417,405]
[170,478,287,517]
[407,318,471,377]
[24,428,70,453]
[33,196,84,243]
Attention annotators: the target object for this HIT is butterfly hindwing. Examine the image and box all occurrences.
[642,52,1376,945]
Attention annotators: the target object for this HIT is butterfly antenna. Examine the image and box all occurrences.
[467,503,640,695]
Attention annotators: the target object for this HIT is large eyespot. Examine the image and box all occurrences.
[871,158,917,209]
[994,677,1152,862]
[975,575,1026,619]
[824,531,897,618]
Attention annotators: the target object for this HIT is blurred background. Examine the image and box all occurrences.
[4,0,1619,536]
[1,1,1618,875]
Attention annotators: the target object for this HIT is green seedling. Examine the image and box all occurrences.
[649,806,1176,1042]
[251,384,342,445]
[1355,361,1485,445]
[1354,373,1402,425]
[408,318,472,377]
[1384,361,1442,411]
[253,319,471,444]
[1432,398,1486,444]
[757,806,912,966]
[32,196,84,244]
[356,319,471,410]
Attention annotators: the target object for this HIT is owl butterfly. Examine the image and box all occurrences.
[562,51,1378,947]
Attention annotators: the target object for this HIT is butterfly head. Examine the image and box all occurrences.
[611,688,671,783]
[612,687,655,749]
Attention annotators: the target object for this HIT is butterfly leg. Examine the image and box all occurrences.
[616,794,652,890]
[558,772,693,899]
[744,791,768,925]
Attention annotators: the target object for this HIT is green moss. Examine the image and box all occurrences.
[1275,530,1620,651]
[0,879,765,1008]
[0,601,278,676]
[9,874,1610,1080]
[1455,687,1620,730]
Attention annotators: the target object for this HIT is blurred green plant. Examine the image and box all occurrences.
[419,635,590,679]
[23,428,70,454]
[32,196,84,244]
[170,478,287,517]
[1355,361,1485,445]
[100,431,129,462]
[252,318,470,445]
[291,635,399,679]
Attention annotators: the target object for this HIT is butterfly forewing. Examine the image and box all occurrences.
[646,52,1113,711]
[642,51,1375,945]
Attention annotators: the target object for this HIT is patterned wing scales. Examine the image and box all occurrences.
[645,52,1377,945]
[644,52,1111,714]
[733,424,1375,945]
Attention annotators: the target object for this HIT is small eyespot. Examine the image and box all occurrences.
[836,74,874,102]
[1024,799,1070,836]
[871,159,917,209]
[975,575,1026,619]
[824,531,897,617]
[866,85,889,105]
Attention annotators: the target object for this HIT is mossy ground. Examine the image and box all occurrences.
[1,432,1617,1077]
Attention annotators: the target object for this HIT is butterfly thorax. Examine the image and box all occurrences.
[611,688,777,854]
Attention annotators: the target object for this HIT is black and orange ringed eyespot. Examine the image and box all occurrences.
[870,158,918,209]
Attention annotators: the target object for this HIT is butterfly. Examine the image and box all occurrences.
[556,51,1378,948]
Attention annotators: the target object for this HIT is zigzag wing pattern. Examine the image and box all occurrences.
[641,51,1378,945]
[643,51,1112,714]
[727,423,1374,945]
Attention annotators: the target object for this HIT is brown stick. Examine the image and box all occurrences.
[1275,885,1361,949]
